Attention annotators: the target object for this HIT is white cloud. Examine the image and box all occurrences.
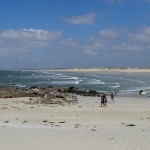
[83,49,97,56]
[129,27,150,42]
[1,27,150,65]
[111,43,142,52]
[81,27,150,56]
[63,13,96,25]
[81,28,118,55]
[100,28,119,38]
[1,28,61,40]
[60,38,77,46]
[0,28,62,55]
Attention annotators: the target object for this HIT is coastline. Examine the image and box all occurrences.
[46,68,150,73]
[0,95,150,150]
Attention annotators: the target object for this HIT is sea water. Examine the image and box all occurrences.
[0,70,150,97]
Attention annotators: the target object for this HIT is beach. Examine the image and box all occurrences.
[47,67,150,73]
[0,95,150,150]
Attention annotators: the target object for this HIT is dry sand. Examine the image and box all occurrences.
[47,68,150,73]
[0,96,150,150]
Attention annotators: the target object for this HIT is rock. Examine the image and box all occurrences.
[89,90,97,95]
[126,124,136,127]
[44,94,48,98]
[31,88,39,94]
[0,86,103,106]
[30,86,39,89]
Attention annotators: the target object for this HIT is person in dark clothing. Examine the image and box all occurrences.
[101,94,108,107]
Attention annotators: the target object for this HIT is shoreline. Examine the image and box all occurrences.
[18,67,150,73]
[46,68,150,73]
[1,69,150,98]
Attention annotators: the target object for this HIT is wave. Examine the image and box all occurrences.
[85,79,105,85]
[51,80,80,85]
[108,82,120,88]
[28,81,51,84]
[119,86,150,93]
[47,75,79,81]
[84,74,99,77]
[68,76,79,80]
[122,78,146,84]
[25,80,80,85]
[102,75,146,84]
[55,73,64,76]
[12,83,26,88]
[119,89,141,93]
[107,82,120,85]
[62,76,79,80]
[108,85,120,88]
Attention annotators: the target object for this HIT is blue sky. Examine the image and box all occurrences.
[0,0,150,69]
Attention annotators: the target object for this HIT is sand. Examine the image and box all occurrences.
[47,68,150,73]
[0,96,150,150]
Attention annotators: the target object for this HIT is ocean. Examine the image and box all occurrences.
[0,70,150,97]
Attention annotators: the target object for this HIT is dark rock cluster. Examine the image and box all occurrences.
[0,86,103,98]
[0,86,103,105]
[65,86,102,97]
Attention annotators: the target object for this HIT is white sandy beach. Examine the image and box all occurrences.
[0,95,150,150]
[47,68,150,73]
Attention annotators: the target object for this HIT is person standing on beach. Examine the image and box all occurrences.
[101,94,108,107]
[110,92,115,103]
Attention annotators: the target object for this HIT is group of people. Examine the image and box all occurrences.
[101,92,115,107]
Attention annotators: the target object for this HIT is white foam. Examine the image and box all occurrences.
[120,86,150,93]
[12,84,26,88]
[62,76,79,80]
[108,85,120,88]
[56,73,64,76]
[51,80,80,85]
[108,82,120,88]
[103,75,146,84]
[86,79,105,85]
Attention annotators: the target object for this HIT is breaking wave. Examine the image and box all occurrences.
[85,79,105,85]
[51,80,80,85]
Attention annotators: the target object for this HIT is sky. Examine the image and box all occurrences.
[0,0,150,69]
